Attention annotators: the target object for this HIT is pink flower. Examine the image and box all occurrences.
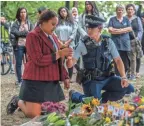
[133,96,141,103]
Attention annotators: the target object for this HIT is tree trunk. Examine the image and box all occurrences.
[65,1,70,10]
[73,1,78,8]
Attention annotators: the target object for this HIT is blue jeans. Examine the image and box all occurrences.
[14,46,26,83]
[71,76,134,103]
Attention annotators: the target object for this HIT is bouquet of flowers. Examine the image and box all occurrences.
[41,101,66,114]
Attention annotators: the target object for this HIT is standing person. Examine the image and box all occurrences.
[0,16,9,44]
[71,7,82,73]
[6,10,73,118]
[78,1,104,38]
[55,7,77,79]
[142,13,144,54]
[71,7,79,23]
[71,7,80,46]
[0,16,9,61]
[126,4,143,80]
[108,5,132,76]
[0,15,15,74]
[136,3,144,54]
[67,15,134,103]
[10,7,33,85]
[35,6,47,27]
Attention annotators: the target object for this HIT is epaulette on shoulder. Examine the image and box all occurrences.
[101,34,110,49]
[81,35,91,43]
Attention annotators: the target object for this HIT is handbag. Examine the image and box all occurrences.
[132,30,143,58]
[9,33,17,47]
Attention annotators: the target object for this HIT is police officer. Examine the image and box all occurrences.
[67,15,134,103]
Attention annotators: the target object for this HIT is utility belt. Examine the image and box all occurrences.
[83,68,114,81]
[76,64,115,84]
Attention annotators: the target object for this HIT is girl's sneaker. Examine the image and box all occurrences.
[6,95,19,114]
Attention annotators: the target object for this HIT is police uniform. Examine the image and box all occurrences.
[71,15,134,103]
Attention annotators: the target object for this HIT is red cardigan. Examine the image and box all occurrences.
[23,26,68,81]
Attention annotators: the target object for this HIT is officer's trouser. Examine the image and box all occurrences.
[71,76,134,103]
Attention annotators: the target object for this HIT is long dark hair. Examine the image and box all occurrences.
[16,7,28,21]
[57,7,74,25]
[84,1,99,16]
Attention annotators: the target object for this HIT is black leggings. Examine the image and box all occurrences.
[68,67,73,79]
[142,33,144,54]
[136,58,141,73]
[115,51,130,75]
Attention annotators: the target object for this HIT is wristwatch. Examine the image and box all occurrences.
[121,77,127,80]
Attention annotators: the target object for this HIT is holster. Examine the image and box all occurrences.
[76,69,85,85]
[83,68,115,81]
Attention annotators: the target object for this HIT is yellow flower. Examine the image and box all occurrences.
[138,105,144,109]
[105,117,111,123]
[107,111,112,115]
[110,102,120,107]
[124,103,130,110]
[81,104,92,113]
[91,98,100,106]
[141,97,144,103]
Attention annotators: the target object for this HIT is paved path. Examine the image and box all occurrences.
[140,62,144,75]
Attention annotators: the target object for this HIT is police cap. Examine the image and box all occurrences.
[85,15,106,28]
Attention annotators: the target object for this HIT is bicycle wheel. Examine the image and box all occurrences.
[1,51,12,75]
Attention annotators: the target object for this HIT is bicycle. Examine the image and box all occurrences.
[1,43,13,75]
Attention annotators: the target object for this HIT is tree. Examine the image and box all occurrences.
[65,1,70,10]
[73,1,78,8]
[1,1,143,23]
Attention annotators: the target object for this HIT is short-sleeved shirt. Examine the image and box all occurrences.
[108,16,131,51]
[74,37,119,61]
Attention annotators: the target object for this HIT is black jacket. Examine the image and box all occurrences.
[10,20,33,46]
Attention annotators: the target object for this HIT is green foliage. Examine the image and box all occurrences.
[1,1,143,23]
[1,1,65,23]
[83,96,94,104]
[70,116,90,126]
[140,86,144,96]
[102,28,110,36]
[43,112,66,126]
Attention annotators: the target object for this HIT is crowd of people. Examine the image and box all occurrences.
[0,1,144,118]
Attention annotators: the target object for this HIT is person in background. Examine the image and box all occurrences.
[0,15,15,74]
[6,10,73,118]
[136,3,144,54]
[141,13,144,54]
[35,6,47,27]
[10,7,33,86]
[71,7,80,46]
[126,4,143,80]
[108,5,132,76]
[0,16,9,51]
[78,1,104,38]
[0,16,8,61]
[55,7,77,79]
[71,7,79,23]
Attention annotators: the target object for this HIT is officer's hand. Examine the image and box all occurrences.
[64,79,70,90]
[121,79,129,88]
